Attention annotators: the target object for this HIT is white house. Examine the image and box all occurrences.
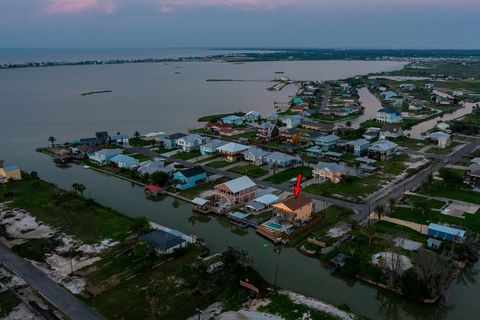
[88,149,122,166]
[376,107,402,124]
[200,139,228,155]
[380,124,403,139]
[282,115,303,129]
[264,152,301,167]
[110,154,140,169]
[176,134,205,152]
[243,147,270,166]
[425,132,451,149]
[243,111,261,123]
[137,158,176,176]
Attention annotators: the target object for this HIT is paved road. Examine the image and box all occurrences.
[0,243,103,320]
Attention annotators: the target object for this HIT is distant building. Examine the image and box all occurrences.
[222,115,244,126]
[376,107,402,124]
[110,134,129,145]
[256,122,279,142]
[243,111,261,123]
[109,154,139,169]
[214,176,258,208]
[368,140,398,161]
[173,166,207,190]
[424,131,451,148]
[436,122,451,132]
[176,134,205,152]
[200,139,228,155]
[313,161,347,183]
[88,149,122,166]
[301,121,335,133]
[264,152,301,167]
[163,133,187,149]
[216,142,250,161]
[139,229,187,255]
[243,147,270,166]
[363,127,380,140]
[279,128,302,145]
[344,139,370,156]
[380,124,403,140]
[427,223,466,242]
[272,194,314,225]
[282,115,303,129]
[400,83,416,91]
[314,134,340,151]
[137,159,175,176]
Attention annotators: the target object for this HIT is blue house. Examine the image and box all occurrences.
[427,223,466,242]
[345,139,370,156]
[314,135,340,151]
[376,107,402,124]
[163,133,187,149]
[88,149,122,166]
[109,154,139,169]
[222,115,244,126]
[173,166,207,190]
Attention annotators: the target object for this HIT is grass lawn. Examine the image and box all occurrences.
[266,166,312,184]
[129,138,152,147]
[374,221,428,243]
[231,130,258,140]
[424,183,480,205]
[206,160,233,168]
[228,164,268,178]
[304,175,381,203]
[359,120,383,128]
[395,137,426,151]
[390,207,463,228]
[0,291,20,318]
[0,177,141,244]
[376,153,409,175]
[426,142,461,155]
[172,151,202,161]
[177,182,216,199]
[131,153,152,162]
[407,195,446,209]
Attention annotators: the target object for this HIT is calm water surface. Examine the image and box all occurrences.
[1,58,478,320]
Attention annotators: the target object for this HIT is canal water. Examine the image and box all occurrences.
[1,57,478,319]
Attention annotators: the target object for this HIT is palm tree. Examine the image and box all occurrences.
[374,205,385,221]
[366,224,376,249]
[346,121,352,128]
[48,136,56,147]
[134,131,141,139]
[77,184,86,197]
[71,183,79,194]
[387,198,397,214]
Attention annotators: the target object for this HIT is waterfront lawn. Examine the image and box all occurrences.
[206,160,232,168]
[407,195,445,209]
[395,137,426,151]
[228,165,268,178]
[266,166,312,184]
[129,138,152,147]
[258,293,339,320]
[177,182,216,199]
[0,291,20,318]
[172,151,202,161]
[0,177,141,244]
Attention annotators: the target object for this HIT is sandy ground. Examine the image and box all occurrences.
[371,252,413,272]
[394,237,422,251]
[326,222,352,238]
[0,202,116,295]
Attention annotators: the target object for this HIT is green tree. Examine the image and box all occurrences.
[439,169,464,189]
[134,131,141,139]
[151,172,169,187]
[387,198,397,213]
[374,205,385,220]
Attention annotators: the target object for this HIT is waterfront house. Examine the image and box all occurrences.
[0,165,21,183]
[216,142,250,161]
[256,122,279,142]
[137,159,175,176]
[400,83,416,91]
[139,229,186,255]
[218,126,246,137]
[427,223,466,242]
[176,134,205,152]
[173,166,207,190]
[313,161,347,183]
[380,124,403,140]
[301,121,335,133]
[110,154,139,169]
[363,127,380,140]
[214,176,257,208]
[279,128,302,145]
[72,145,102,159]
[110,134,129,145]
[243,147,270,166]
[200,139,228,155]
[376,107,402,124]
[344,139,370,156]
[314,134,340,151]
[163,133,187,149]
[272,194,313,224]
[95,131,110,144]
[205,121,231,133]
[246,194,280,212]
[264,152,301,168]
[267,113,280,123]
[368,140,398,161]
[88,149,122,166]
[143,132,166,141]
[222,115,244,126]
[243,111,261,123]
[424,131,451,148]
[282,115,303,129]
[291,103,310,112]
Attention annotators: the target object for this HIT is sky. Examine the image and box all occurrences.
[1,0,480,49]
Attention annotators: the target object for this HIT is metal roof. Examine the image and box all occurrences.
[254,194,279,206]
[221,176,256,193]
[192,197,210,206]
[139,229,186,251]
[216,142,250,153]
[428,223,466,238]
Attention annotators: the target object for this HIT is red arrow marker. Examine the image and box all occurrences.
[294,173,303,198]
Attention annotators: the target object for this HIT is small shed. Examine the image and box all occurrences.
[427,238,442,250]
[139,229,187,254]
[330,253,350,270]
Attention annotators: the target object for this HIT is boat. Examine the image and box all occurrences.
[82,165,90,169]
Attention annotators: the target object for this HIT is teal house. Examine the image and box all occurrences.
[173,166,207,190]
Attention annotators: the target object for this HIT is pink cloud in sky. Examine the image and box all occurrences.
[155,0,298,12]
[42,0,115,14]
